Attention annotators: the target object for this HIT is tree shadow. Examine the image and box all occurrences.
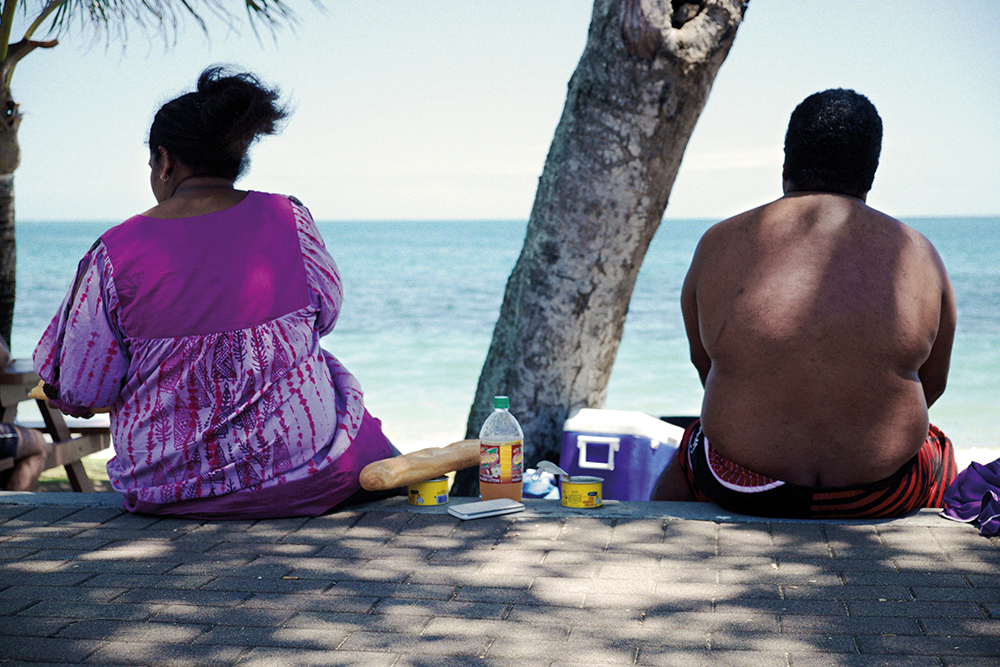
[1,499,998,665]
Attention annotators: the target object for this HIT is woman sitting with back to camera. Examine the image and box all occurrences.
[33,66,397,518]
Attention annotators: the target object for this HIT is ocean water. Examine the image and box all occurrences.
[11,216,1000,468]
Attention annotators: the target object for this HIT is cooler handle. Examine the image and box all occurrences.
[576,436,621,471]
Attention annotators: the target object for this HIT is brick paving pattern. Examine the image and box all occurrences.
[1,495,998,666]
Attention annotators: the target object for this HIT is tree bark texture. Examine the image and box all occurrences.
[0,79,20,347]
[457,0,745,493]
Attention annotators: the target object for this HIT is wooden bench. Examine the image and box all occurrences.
[0,360,111,492]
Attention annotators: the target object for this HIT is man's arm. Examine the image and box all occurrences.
[918,256,956,408]
[681,244,711,387]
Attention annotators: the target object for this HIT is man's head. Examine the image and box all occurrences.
[783,89,882,199]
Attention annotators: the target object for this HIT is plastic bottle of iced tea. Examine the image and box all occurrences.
[478,396,524,501]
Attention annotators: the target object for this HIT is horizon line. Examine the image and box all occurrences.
[17,214,1000,225]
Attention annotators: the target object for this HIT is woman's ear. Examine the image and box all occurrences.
[155,146,174,182]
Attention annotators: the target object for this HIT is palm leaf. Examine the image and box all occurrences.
[27,0,304,43]
[2,0,319,84]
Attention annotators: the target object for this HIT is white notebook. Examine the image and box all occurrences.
[447,498,525,520]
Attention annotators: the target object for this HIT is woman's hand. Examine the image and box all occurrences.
[28,379,47,401]
[29,379,111,414]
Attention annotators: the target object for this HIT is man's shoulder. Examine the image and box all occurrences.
[868,209,944,260]
[695,203,770,252]
[713,202,769,227]
[849,206,952,296]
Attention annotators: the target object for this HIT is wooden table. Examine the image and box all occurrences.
[0,360,111,492]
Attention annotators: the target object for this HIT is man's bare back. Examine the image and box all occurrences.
[652,88,957,514]
[684,192,956,487]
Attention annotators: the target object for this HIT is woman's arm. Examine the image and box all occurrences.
[32,242,128,417]
[292,198,343,337]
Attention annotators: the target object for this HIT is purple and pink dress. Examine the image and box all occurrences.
[33,192,392,518]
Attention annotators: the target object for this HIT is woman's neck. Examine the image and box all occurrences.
[143,180,248,219]
[172,176,236,195]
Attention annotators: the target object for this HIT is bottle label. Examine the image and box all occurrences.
[479,440,523,484]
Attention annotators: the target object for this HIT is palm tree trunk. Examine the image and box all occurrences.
[0,172,13,348]
[456,0,745,493]
[0,79,19,348]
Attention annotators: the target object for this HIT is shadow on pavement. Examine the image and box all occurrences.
[1,497,998,665]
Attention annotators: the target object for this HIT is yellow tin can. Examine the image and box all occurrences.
[560,475,603,508]
[408,476,449,506]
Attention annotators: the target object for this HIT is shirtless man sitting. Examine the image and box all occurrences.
[651,89,958,519]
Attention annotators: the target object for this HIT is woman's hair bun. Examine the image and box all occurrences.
[148,65,289,180]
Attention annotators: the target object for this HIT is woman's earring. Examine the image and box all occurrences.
[160,173,169,182]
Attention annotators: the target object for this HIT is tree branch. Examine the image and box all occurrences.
[2,39,59,87]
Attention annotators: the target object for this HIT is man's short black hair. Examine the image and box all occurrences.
[783,89,882,198]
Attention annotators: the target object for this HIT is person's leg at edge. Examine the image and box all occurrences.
[5,426,51,492]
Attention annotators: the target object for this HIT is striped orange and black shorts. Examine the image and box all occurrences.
[676,420,957,519]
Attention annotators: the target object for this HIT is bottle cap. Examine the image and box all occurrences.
[493,396,510,410]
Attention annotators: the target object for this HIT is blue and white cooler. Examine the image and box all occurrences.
[559,409,686,501]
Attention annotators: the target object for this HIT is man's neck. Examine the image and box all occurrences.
[782,180,868,203]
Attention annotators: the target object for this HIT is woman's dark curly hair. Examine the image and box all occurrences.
[783,89,882,198]
[148,66,289,180]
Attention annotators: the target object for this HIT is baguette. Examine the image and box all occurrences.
[359,439,480,491]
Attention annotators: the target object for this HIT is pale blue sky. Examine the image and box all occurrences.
[11,0,999,222]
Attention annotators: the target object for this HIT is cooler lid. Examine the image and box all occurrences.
[563,408,684,445]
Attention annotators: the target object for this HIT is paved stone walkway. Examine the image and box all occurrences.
[1,493,997,666]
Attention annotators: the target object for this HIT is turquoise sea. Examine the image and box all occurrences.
[11,217,1000,467]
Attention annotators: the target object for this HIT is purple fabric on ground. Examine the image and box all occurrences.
[940,458,1000,536]
[975,490,1000,537]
